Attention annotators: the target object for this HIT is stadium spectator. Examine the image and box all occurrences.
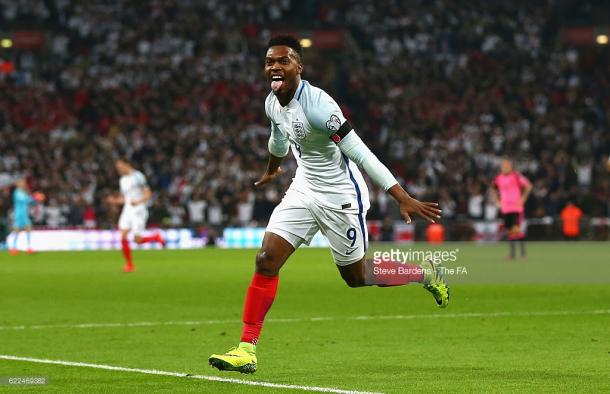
[83,205,97,228]
[560,202,583,239]
[187,191,207,228]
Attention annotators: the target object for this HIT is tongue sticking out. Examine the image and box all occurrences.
[271,80,284,92]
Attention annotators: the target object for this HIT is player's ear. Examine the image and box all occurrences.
[297,62,303,74]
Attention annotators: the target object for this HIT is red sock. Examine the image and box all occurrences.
[140,234,160,244]
[240,273,279,345]
[366,259,424,286]
[121,239,133,266]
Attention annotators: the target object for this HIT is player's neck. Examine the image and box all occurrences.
[276,77,301,107]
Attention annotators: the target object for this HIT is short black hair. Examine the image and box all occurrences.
[267,35,302,61]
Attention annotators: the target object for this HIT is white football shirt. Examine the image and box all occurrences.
[265,80,370,213]
[120,170,148,207]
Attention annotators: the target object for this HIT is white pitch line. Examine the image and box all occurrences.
[0,309,608,331]
[0,355,381,394]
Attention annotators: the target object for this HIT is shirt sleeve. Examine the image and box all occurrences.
[517,173,530,187]
[265,94,289,157]
[137,172,148,188]
[268,121,289,157]
[306,90,347,137]
[338,131,398,191]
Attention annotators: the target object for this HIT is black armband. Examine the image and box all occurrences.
[329,121,352,143]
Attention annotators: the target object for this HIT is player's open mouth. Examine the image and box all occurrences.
[270,75,285,92]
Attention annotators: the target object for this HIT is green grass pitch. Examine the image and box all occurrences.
[1,242,609,393]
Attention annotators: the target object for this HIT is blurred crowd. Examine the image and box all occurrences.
[0,0,609,232]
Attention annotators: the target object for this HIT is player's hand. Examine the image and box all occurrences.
[254,167,283,187]
[398,197,441,224]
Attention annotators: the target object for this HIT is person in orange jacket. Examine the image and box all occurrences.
[560,202,583,240]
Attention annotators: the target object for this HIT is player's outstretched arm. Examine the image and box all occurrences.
[338,130,441,223]
[254,154,284,187]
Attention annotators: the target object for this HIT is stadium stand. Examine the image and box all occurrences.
[0,0,608,238]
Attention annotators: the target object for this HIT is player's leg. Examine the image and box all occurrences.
[337,257,425,287]
[210,190,316,373]
[518,236,526,258]
[118,208,135,271]
[312,207,419,287]
[209,232,296,373]
[242,232,295,340]
[505,213,525,259]
[8,227,20,255]
[337,256,448,307]
[503,213,517,259]
[10,213,27,254]
[25,225,33,254]
[516,212,526,258]
[318,208,449,307]
[136,232,165,246]
[508,224,520,259]
[133,209,165,247]
[120,228,134,272]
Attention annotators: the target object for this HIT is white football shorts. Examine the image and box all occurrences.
[118,206,149,236]
[267,189,368,266]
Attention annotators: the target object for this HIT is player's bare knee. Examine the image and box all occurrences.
[255,249,280,276]
[134,236,143,244]
[338,258,367,287]
[343,275,365,288]
[340,268,365,287]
